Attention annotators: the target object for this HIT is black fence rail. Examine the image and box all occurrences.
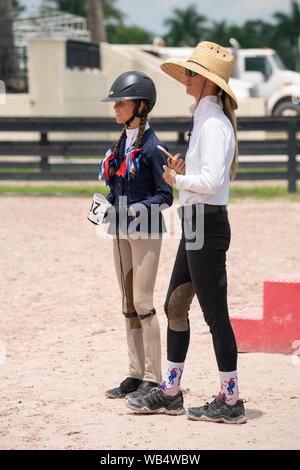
[0,116,299,191]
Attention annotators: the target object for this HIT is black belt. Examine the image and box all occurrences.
[177,204,227,219]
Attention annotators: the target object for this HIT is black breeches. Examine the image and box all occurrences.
[164,210,237,372]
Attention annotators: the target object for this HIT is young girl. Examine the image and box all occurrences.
[100,71,173,400]
[126,42,247,424]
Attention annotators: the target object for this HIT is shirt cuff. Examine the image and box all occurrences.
[174,174,184,189]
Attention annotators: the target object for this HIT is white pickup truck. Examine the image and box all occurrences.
[229,39,300,116]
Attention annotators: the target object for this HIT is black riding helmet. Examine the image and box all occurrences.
[102,71,156,127]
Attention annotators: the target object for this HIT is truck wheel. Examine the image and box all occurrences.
[273,101,300,117]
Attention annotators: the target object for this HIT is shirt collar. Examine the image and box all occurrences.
[189,95,222,120]
[126,121,150,140]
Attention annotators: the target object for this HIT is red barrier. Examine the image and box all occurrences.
[230,275,300,354]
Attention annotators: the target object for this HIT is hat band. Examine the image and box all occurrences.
[187,60,210,72]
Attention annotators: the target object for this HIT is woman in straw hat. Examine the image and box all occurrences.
[126,42,247,424]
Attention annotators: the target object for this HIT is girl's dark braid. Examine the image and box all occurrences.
[135,100,152,150]
[130,101,151,178]
[111,101,151,178]
[109,127,126,177]
[134,115,147,150]
[113,127,126,153]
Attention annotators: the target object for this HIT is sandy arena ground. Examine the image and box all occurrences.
[0,196,300,450]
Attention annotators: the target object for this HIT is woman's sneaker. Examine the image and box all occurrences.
[105,377,142,399]
[187,396,247,424]
[126,387,185,415]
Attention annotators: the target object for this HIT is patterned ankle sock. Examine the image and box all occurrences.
[218,370,239,406]
[160,360,184,396]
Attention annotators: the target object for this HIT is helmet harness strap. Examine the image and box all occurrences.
[125,99,149,128]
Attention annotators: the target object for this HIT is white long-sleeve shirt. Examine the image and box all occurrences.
[174,95,235,206]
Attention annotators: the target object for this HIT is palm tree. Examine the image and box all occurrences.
[41,0,86,16]
[87,0,106,42]
[0,0,14,49]
[206,20,230,46]
[273,0,300,70]
[42,0,125,43]
[106,24,153,44]
[12,0,25,19]
[102,0,124,24]
[42,0,125,23]
[227,20,277,48]
[164,5,207,46]
[0,0,17,89]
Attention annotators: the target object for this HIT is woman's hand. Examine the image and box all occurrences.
[162,153,185,187]
[168,153,185,175]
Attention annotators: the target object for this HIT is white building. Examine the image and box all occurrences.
[13,12,91,48]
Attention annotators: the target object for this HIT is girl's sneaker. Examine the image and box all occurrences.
[126,387,185,415]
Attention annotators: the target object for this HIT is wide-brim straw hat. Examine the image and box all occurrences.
[161,41,238,110]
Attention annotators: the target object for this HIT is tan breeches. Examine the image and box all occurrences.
[113,234,162,384]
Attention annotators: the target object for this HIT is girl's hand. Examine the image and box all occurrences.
[163,165,177,187]
[168,153,185,175]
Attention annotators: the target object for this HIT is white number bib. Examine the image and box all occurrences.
[88,193,111,225]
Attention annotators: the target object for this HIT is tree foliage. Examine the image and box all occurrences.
[41,0,124,22]
[0,0,19,88]
[35,0,300,69]
[106,24,153,45]
[164,5,207,46]
[162,1,300,70]
[12,0,25,19]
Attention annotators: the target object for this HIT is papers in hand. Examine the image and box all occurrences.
[157,145,174,160]
[88,193,111,225]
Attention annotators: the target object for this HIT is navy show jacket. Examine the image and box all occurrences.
[105,127,173,234]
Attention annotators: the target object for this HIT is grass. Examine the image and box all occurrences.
[0,185,106,196]
[236,167,288,174]
[64,155,102,159]
[1,184,300,201]
[0,168,41,173]
[0,168,97,174]
[229,185,300,202]
[0,167,294,175]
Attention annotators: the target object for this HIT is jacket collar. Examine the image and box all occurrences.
[118,127,153,162]
[120,127,153,152]
[125,122,150,142]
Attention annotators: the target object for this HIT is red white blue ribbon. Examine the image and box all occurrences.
[116,146,143,180]
[99,151,119,185]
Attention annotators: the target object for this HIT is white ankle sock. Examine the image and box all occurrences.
[160,360,184,396]
[218,370,239,406]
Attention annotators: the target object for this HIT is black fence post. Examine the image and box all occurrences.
[177,132,186,145]
[287,120,297,193]
[40,132,50,173]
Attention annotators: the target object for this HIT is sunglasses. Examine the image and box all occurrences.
[185,69,198,77]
